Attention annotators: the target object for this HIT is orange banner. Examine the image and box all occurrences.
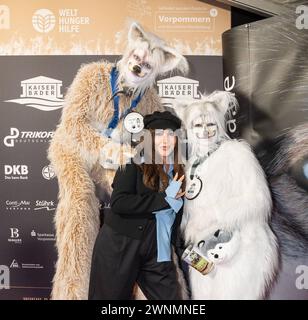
[0,0,230,55]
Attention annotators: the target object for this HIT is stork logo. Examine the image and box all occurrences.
[4,76,64,111]
[157,76,200,108]
[3,127,54,147]
[34,200,55,211]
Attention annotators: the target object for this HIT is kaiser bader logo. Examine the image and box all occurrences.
[157,76,200,108]
[4,76,64,111]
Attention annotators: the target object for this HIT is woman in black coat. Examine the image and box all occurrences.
[88,111,186,300]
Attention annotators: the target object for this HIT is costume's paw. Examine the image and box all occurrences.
[198,229,240,265]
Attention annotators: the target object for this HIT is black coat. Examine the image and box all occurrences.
[103,162,183,251]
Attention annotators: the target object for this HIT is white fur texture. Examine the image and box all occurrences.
[173,93,279,300]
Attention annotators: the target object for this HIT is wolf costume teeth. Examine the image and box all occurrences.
[48,22,188,300]
[173,91,279,299]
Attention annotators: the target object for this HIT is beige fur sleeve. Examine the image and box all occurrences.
[57,62,110,156]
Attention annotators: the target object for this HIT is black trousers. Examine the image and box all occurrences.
[88,218,182,300]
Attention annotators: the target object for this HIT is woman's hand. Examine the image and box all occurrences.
[173,172,186,198]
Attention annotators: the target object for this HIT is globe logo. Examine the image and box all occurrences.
[42,165,55,180]
[32,9,56,33]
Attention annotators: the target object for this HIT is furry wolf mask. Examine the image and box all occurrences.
[117,22,188,96]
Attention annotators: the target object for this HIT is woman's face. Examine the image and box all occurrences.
[154,129,176,159]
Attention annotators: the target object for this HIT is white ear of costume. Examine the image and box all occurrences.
[205,90,239,116]
[127,22,189,76]
[171,91,239,130]
[171,98,194,121]
[159,46,189,75]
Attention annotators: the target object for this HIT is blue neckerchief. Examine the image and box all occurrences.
[153,163,183,262]
[104,67,143,138]
[164,163,174,179]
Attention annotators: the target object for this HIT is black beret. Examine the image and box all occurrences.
[143,111,181,131]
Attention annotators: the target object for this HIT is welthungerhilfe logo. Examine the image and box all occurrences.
[32,9,56,33]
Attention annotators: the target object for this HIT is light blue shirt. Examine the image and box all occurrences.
[152,164,183,262]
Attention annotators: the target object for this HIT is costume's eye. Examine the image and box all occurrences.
[207,123,216,127]
[133,54,140,62]
[194,123,202,128]
[219,246,222,249]
[143,62,152,70]
[289,156,308,191]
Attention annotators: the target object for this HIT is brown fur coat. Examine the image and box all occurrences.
[48,59,187,300]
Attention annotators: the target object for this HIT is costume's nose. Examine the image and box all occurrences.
[214,254,219,259]
[132,64,142,74]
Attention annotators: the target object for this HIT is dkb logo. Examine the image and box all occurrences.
[4,165,28,175]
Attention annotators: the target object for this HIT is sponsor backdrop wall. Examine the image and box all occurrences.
[0,1,230,299]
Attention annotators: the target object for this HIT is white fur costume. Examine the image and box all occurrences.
[174,91,279,299]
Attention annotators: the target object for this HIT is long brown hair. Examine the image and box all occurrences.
[138,129,185,192]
